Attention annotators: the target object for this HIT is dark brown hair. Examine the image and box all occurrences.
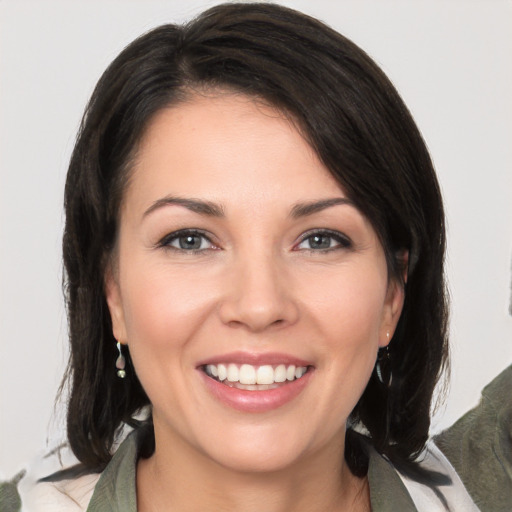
[62,2,448,476]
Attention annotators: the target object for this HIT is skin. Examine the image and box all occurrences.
[105,92,404,512]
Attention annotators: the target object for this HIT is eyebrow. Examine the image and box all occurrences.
[143,196,225,218]
[290,197,355,218]
[143,195,354,219]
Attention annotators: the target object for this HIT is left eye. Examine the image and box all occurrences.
[296,231,351,251]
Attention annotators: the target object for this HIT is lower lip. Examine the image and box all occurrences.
[199,370,313,413]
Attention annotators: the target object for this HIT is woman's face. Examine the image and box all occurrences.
[106,93,404,473]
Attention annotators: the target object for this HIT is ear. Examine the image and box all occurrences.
[104,264,128,344]
[379,273,406,348]
[400,249,409,284]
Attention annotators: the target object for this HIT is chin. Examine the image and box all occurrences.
[209,444,307,475]
[195,421,334,475]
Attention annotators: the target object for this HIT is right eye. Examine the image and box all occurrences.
[158,230,216,252]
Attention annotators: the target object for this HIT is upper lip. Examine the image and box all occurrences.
[196,351,313,368]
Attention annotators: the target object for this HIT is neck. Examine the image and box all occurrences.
[136,427,370,512]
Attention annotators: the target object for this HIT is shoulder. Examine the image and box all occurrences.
[12,428,142,512]
[12,425,147,512]
[22,473,99,512]
[435,364,512,511]
[395,442,480,512]
[12,442,101,512]
[366,440,479,512]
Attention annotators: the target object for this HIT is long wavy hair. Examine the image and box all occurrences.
[61,2,449,476]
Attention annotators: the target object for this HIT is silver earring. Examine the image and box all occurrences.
[376,333,392,386]
[116,342,126,378]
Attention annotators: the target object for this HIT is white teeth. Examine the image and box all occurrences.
[205,363,308,386]
[227,364,239,382]
[274,364,287,383]
[217,364,227,381]
[256,365,274,385]
[239,364,256,385]
[295,366,306,379]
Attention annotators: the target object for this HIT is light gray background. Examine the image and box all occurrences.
[1,0,511,478]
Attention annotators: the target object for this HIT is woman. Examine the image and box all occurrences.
[22,3,479,511]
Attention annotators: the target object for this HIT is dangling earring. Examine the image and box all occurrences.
[116,342,126,378]
[376,332,392,386]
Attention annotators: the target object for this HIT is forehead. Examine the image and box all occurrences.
[126,93,345,212]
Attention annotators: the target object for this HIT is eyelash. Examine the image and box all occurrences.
[157,228,352,254]
[294,229,352,253]
[157,229,217,254]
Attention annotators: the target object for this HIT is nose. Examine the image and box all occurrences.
[218,252,299,332]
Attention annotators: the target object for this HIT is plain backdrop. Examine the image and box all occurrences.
[1,0,511,478]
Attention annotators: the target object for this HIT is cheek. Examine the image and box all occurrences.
[304,265,388,343]
[300,267,387,412]
[117,259,222,411]
[119,258,218,354]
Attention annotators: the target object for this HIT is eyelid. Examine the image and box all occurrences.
[156,228,218,251]
[294,228,352,251]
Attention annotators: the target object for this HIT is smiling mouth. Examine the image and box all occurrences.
[203,363,311,391]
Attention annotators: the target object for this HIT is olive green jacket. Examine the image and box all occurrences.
[435,365,512,511]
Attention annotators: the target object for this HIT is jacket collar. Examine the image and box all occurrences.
[87,428,417,511]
